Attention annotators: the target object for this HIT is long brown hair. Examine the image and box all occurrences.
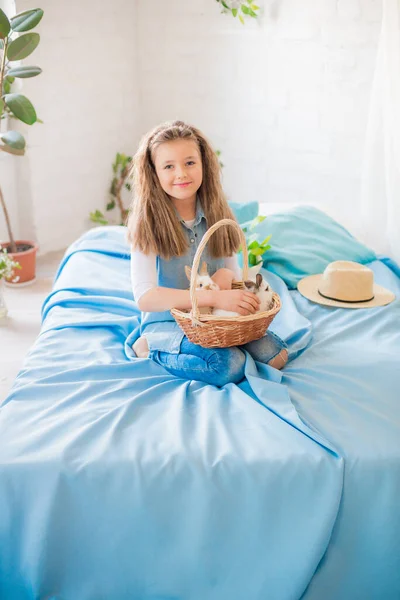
[126,120,240,259]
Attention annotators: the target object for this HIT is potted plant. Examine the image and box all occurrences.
[0,247,21,321]
[0,7,44,284]
[90,152,133,226]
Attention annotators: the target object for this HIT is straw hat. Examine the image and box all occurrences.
[297,260,395,309]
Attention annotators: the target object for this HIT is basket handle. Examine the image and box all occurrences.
[189,218,249,322]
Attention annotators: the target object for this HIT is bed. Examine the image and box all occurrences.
[0,206,399,600]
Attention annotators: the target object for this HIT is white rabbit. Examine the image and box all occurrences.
[185,262,219,314]
[212,272,274,317]
[243,273,274,312]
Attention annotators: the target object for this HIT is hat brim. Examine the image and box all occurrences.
[297,274,395,309]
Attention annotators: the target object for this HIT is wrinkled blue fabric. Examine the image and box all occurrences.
[0,225,399,600]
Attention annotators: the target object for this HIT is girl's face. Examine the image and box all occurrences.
[153,139,203,206]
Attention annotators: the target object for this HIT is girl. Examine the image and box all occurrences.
[126,120,288,387]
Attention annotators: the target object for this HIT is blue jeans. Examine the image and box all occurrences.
[149,331,288,387]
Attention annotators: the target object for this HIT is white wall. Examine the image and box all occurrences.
[1,0,140,253]
[0,0,383,253]
[136,0,382,234]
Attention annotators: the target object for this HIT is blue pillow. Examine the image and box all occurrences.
[242,205,376,289]
[229,201,259,225]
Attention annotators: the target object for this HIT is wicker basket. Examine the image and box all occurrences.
[171,218,281,348]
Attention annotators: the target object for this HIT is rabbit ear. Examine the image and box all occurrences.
[255,273,262,289]
[185,265,192,281]
[200,261,208,275]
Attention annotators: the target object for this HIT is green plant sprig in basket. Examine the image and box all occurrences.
[240,215,272,266]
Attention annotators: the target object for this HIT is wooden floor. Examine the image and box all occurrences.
[0,249,66,402]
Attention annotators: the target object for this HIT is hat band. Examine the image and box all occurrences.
[317,289,375,303]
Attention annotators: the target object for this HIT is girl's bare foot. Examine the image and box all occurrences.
[132,336,149,358]
[267,349,288,370]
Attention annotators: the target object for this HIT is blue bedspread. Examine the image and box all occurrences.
[1,226,399,600]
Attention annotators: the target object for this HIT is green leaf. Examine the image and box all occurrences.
[0,8,11,39]
[232,8,238,17]
[0,143,25,156]
[249,246,265,256]
[249,215,266,229]
[261,234,272,245]
[7,65,42,78]
[89,210,108,225]
[125,182,131,191]
[221,1,230,8]
[110,177,118,195]
[0,130,26,150]
[4,93,37,125]
[241,4,250,15]
[7,32,40,61]
[3,79,11,94]
[248,8,258,17]
[10,9,44,32]
[251,4,260,9]
[249,253,257,266]
[248,240,260,250]
[106,200,116,211]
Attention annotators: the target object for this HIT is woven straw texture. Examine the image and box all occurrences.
[171,218,281,348]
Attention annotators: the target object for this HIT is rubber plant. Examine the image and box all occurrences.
[0,7,43,283]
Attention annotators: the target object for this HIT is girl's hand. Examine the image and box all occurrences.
[211,268,236,290]
[212,289,261,315]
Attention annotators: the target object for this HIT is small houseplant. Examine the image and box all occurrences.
[0,248,21,320]
[241,215,271,266]
[90,152,132,226]
[0,7,44,284]
[215,0,260,24]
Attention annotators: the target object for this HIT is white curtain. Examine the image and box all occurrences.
[360,0,400,262]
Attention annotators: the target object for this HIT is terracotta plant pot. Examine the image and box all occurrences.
[0,240,39,285]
